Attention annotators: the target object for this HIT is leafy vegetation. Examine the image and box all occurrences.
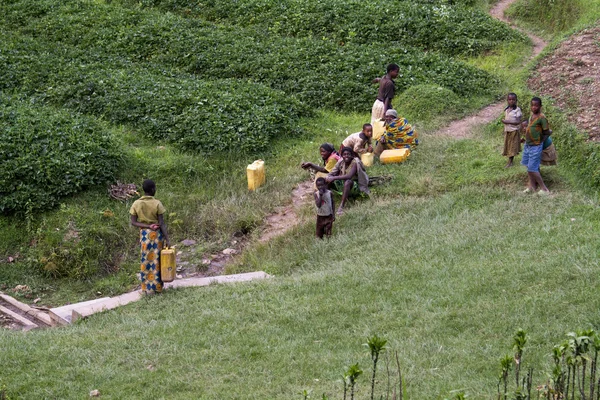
[0,95,122,214]
[0,0,502,114]
[117,0,524,56]
[0,31,309,154]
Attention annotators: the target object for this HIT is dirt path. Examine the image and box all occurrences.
[438,0,547,139]
[258,180,314,243]
[178,0,548,277]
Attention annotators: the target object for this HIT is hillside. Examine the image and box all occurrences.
[1,0,600,398]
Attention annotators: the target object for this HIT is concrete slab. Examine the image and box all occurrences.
[0,294,54,326]
[44,271,270,324]
[49,297,110,325]
[165,271,270,289]
[0,305,38,331]
[71,291,142,322]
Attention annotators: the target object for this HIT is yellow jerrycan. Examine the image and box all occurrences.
[380,148,410,164]
[360,152,374,167]
[160,247,176,283]
[372,120,386,141]
[247,160,266,191]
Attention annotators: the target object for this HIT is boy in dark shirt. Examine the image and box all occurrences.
[371,63,400,125]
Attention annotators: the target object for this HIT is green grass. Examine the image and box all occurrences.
[2,0,600,398]
[2,175,599,398]
[3,112,599,398]
[506,0,600,39]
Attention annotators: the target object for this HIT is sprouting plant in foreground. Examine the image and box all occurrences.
[365,335,388,400]
[345,363,363,400]
[498,355,512,400]
[513,329,527,387]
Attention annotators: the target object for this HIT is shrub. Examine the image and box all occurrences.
[0,2,500,113]
[0,31,309,153]
[115,0,524,55]
[394,85,461,124]
[0,95,122,213]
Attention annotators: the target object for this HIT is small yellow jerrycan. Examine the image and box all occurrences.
[372,120,386,141]
[247,160,266,191]
[360,152,374,167]
[380,148,410,164]
[160,246,176,283]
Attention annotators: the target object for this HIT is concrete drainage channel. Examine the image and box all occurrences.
[0,271,270,331]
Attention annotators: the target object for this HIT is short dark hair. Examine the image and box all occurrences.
[142,179,156,194]
[341,146,354,156]
[531,97,542,106]
[316,177,326,185]
[363,123,372,130]
[387,63,400,73]
[507,92,517,100]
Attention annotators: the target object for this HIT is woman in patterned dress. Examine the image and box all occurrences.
[129,179,170,294]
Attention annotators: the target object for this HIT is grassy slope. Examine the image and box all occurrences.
[2,2,600,400]
[2,121,600,399]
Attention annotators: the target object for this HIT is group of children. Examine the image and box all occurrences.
[501,93,556,194]
[129,91,556,294]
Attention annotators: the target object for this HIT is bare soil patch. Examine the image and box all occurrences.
[438,0,547,139]
[174,180,314,278]
[529,27,600,141]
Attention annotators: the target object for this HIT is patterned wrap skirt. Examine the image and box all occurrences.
[139,228,164,294]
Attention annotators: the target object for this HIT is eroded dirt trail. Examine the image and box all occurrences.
[258,180,314,243]
[181,0,549,276]
[438,0,547,138]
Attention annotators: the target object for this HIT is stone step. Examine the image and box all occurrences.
[0,305,38,331]
[47,271,271,324]
[0,294,54,326]
[165,271,270,289]
[49,297,111,325]
[71,291,142,323]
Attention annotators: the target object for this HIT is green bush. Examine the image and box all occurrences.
[0,1,500,114]
[0,32,309,153]
[394,84,461,124]
[116,0,523,55]
[34,220,132,279]
[0,95,122,213]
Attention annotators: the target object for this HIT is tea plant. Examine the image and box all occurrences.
[0,0,501,114]
[116,0,524,55]
[0,95,122,213]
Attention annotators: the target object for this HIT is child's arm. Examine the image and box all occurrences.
[301,162,328,173]
[158,214,170,248]
[329,164,358,182]
[330,192,335,221]
[314,191,322,207]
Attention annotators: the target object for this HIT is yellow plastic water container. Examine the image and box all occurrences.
[361,152,374,167]
[380,148,410,164]
[247,160,266,191]
[372,120,385,141]
[160,247,176,283]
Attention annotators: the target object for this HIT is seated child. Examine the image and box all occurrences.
[340,124,374,156]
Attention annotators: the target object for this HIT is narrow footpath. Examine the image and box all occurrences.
[0,0,549,330]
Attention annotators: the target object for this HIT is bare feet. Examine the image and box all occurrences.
[505,161,513,168]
